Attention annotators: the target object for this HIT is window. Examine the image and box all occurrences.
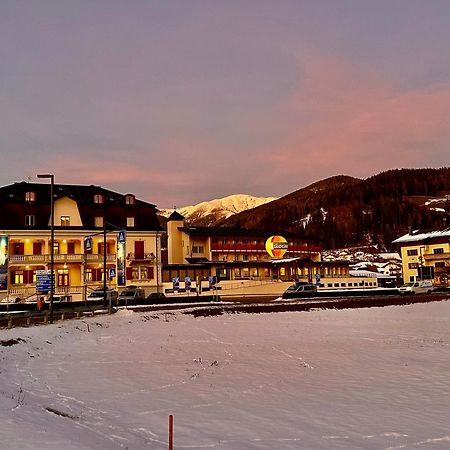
[57,269,69,287]
[408,263,419,269]
[25,191,36,202]
[95,216,104,227]
[127,217,135,227]
[192,246,204,254]
[125,194,135,205]
[25,215,35,226]
[53,241,60,254]
[407,249,418,256]
[435,262,446,268]
[14,271,24,284]
[433,248,444,254]
[61,215,70,226]
[94,194,104,204]
[33,242,42,255]
[85,269,93,281]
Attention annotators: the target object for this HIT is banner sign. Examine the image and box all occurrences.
[117,233,126,286]
[265,235,288,259]
[0,236,8,291]
[184,276,191,293]
[84,236,92,252]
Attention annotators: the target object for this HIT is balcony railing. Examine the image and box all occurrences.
[423,252,450,261]
[9,253,117,264]
[210,243,321,252]
[126,252,156,262]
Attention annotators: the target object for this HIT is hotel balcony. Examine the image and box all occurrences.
[210,243,321,253]
[9,253,117,265]
[126,252,156,262]
[423,252,450,261]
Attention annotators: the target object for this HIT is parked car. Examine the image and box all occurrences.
[399,280,434,295]
[282,282,318,299]
[88,288,118,302]
[119,286,145,302]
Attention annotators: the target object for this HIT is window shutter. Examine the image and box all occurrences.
[126,267,133,280]
[148,267,154,280]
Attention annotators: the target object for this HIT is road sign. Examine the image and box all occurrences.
[36,270,54,293]
[109,267,116,278]
[118,230,126,244]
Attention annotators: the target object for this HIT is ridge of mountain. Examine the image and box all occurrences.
[220,168,450,250]
[159,194,277,226]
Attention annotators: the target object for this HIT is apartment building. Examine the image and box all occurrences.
[0,182,162,301]
[393,228,450,285]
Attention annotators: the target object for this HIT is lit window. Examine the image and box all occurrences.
[95,216,104,227]
[127,217,135,227]
[14,271,24,284]
[25,191,36,202]
[94,194,104,204]
[25,215,35,226]
[125,194,135,205]
[192,246,204,254]
[61,216,70,226]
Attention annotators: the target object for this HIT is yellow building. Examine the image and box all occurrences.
[0,182,162,301]
[164,211,350,285]
[393,228,450,286]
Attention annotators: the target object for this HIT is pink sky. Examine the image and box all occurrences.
[1,1,450,207]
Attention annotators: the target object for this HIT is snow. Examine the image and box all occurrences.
[393,228,450,243]
[159,194,277,223]
[2,301,450,449]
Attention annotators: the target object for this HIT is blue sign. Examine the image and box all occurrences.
[185,276,191,293]
[172,277,180,292]
[315,273,321,285]
[36,270,54,293]
[85,236,92,251]
[109,268,116,278]
[118,230,126,244]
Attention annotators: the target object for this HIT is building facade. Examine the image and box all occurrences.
[164,211,350,285]
[393,228,450,285]
[0,182,162,301]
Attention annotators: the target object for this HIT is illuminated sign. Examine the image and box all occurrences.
[265,235,288,259]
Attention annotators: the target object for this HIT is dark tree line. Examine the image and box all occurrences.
[222,168,450,250]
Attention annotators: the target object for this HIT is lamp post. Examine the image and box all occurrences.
[37,174,55,324]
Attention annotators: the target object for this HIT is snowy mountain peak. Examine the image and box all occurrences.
[160,194,277,226]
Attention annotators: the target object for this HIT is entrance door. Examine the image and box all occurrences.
[58,269,69,287]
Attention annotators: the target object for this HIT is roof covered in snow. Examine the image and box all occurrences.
[392,228,450,244]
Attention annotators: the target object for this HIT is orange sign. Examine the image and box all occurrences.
[265,235,288,259]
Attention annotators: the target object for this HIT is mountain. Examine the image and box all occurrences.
[159,194,277,226]
[220,168,450,250]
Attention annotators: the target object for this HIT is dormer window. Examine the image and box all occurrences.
[25,191,36,202]
[94,194,104,204]
[125,194,135,205]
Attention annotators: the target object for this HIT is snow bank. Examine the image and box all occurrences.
[1,301,450,449]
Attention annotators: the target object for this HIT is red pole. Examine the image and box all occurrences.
[168,414,173,450]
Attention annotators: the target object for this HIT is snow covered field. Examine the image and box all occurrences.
[1,300,450,449]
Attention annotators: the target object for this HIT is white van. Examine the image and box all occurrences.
[399,280,434,295]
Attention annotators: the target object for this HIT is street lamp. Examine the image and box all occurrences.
[37,174,55,324]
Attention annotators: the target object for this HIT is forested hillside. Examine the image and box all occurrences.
[221,168,450,249]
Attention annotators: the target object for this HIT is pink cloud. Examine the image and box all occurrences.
[259,53,450,185]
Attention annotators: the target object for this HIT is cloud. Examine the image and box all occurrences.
[258,53,450,190]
